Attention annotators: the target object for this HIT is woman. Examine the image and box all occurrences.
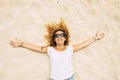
[9,19,105,80]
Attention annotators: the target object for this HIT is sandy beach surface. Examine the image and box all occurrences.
[0,0,120,80]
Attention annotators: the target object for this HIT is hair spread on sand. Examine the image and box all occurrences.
[45,19,70,47]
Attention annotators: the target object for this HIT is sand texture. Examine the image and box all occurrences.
[0,0,120,80]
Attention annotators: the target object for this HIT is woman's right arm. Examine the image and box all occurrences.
[9,39,48,54]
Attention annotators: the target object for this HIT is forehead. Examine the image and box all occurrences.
[55,31,64,34]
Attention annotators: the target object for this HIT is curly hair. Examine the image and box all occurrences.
[45,19,70,47]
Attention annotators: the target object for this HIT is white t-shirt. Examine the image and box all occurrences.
[47,46,73,80]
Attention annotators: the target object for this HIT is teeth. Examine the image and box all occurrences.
[58,39,62,41]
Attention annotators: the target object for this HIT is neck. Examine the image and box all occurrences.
[56,44,65,48]
[55,44,66,51]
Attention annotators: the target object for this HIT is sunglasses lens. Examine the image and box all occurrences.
[54,34,58,38]
[54,34,66,38]
[60,34,64,37]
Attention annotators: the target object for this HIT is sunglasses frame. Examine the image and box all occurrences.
[54,33,66,38]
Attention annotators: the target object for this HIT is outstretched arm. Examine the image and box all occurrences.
[73,31,105,52]
[9,38,48,54]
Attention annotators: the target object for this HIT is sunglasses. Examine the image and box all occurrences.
[54,33,66,38]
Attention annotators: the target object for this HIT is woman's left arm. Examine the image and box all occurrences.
[73,31,105,52]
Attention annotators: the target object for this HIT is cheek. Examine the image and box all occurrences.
[54,38,57,42]
[62,38,66,42]
[54,37,66,42]
[54,38,58,42]
[64,38,66,41]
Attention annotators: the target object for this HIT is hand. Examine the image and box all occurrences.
[94,31,105,40]
[9,38,23,47]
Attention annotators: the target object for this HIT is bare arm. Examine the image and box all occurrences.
[9,38,48,54]
[73,31,105,52]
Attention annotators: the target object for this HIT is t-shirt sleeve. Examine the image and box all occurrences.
[47,46,51,56]
[68,45,74,56]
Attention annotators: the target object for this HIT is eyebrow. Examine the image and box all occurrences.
[55,32,65,34]
[55,33,64,35]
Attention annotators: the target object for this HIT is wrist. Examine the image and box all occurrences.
[20,42,23,47]
[93,36,97,41]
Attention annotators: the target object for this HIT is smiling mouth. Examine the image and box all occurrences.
[57,38,64,41]
[58,39,62,41]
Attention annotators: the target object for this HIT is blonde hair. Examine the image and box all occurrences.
[45,19,70,47]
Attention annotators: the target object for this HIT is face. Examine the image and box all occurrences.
[54,31,66,45]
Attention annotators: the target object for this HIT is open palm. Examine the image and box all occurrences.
[95,31,105,40]
[9,38,23,47]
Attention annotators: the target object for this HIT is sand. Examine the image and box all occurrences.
[0,0,120,80]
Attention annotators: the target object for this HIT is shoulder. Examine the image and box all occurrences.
[67,45,73,52]
[67,45,73,49]
[48,46,53,49]
[47,46,54,52]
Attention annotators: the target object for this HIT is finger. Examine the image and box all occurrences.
[9,42,12,45]
[10,41,15,45]
[9,41,15,47]
[95,31,100,35]
[9,41,13,44]
[98,31,104,35]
